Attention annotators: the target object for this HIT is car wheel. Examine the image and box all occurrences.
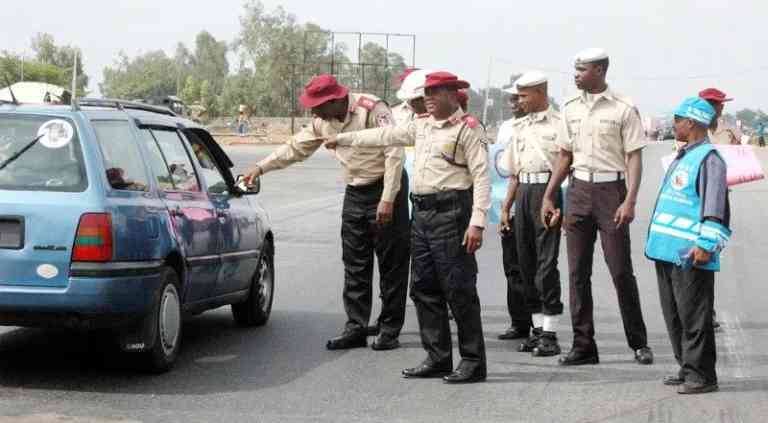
[232,242,274,327]
[142,267,183,373]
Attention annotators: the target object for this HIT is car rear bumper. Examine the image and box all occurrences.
[0,260,165,329]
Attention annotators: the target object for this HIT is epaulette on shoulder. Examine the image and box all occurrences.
[356,96,378,111]
[460,113,480,129]
[563,94,581,106]
[611,92,636,108]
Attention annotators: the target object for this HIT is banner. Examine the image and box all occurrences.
[662,144,765,186]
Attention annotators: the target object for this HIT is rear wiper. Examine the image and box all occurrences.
[0,134,44,171]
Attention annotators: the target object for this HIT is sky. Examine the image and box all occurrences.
[3,0,767,116]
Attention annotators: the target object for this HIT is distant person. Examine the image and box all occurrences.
[699,88,740,145]
[236,110,248,135]
[758,122,765,147]
[645,97,730,394]
[245,75,410,352]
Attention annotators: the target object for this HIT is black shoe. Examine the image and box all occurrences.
[678,381,719,394]
[663,375,685,386]
[402,361,453,378]
[366,325,380,336]
[558,349,599,366]
[371,334,400,351]
[634,346,654,365]
[498,325,530,340]
[326,332,367,350]
[443,364,487,384]
[518,327,542,352]
[532,332,561,357]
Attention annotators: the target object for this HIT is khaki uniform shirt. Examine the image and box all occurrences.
[336,108,491,228]
[508,107,564,175]
[257,93,404,202]
[391,102,415,126]
[709,119,740,145]
[560,87,647,172]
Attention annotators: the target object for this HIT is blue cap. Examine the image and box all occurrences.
[673,97,716,126]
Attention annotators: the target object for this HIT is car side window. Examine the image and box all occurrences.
[138,129,174,191]
[91,120,149,192]
[183,132,229,195]
[150,129,200,192]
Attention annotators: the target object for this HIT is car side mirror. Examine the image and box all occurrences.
[235,174,260,195]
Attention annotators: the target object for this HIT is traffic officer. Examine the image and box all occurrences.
[325,71,491,384]
[541,48,654,366]
[392,69,433,125]
[245,74,410,351]
[392,67,421,125]
[646,97,730,394]
[497,82,535,341]
[699,88,740,145]
[503,71,565,357]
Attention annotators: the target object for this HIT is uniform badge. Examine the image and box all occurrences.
[671,170,689,191]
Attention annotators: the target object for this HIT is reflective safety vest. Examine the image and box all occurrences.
[645,142,731,272]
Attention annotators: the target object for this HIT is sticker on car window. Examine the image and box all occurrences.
[37,119,74,149]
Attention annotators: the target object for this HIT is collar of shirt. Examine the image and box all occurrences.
[428,108,465,129]
[580,86,614,106]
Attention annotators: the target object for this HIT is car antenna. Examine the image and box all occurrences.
[70,51,80,111]
[2,76,19,105]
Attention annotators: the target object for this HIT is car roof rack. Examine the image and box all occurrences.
[75,98,177,117]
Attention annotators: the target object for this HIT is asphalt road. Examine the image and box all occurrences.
[1,143,767,423]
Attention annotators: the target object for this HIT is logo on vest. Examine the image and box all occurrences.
[671,169,689,191]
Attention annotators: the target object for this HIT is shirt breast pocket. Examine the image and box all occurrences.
[598,122,620,148]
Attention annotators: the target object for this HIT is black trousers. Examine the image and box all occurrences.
[565,179,648,352]
[341,171,410,337]
[501,221,535,327]
[655,261,717,384]
[410,189,486,368]
[515,182,564,316]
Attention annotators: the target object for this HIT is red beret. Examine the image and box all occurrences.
[299,74,349,108]
[421,71,470,90]
[699,88,732,103]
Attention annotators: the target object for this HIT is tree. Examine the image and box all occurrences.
[191,31,228,95]
[358,42,408,104]
[181,76,201,104]
[100,51,177,100]
[30,33,88,92]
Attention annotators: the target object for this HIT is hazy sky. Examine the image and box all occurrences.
[4,0,766,116]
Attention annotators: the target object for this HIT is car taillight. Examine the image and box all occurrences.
[72,213,113,262]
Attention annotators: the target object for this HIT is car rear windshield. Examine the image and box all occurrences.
[0,114,86,192]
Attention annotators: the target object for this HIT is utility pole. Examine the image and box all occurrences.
[482,56,492,125]
[20,53,24,82]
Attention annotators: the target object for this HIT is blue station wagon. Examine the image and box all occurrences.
[0,99,274,372]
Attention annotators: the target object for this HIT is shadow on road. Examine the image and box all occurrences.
[0,309,346,395]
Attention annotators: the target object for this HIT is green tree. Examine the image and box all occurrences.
[30,33,88,92]
[100,51,177,100]
[181,75,201,104]
[191,32,229,95]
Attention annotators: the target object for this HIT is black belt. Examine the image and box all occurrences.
[410,189,470,211]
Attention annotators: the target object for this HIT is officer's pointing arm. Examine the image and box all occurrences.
[333,120,416,149]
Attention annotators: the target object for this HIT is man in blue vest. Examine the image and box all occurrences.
[645,97,731,395]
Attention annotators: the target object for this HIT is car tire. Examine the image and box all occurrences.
[142,267,183,373]
[232,242,274,327]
